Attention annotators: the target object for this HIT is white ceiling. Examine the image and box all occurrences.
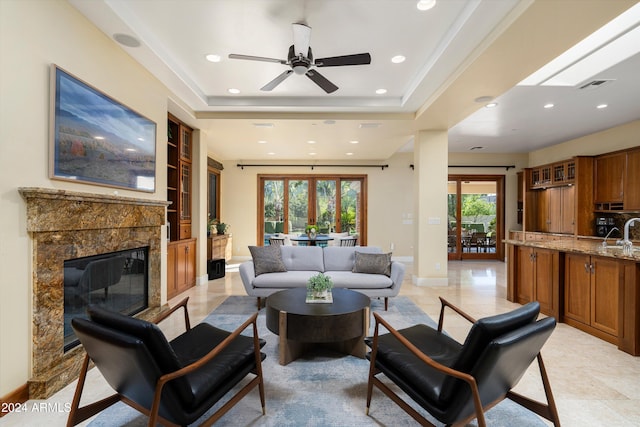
[69,0,640,161]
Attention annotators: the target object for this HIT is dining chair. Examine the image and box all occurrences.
[340,237,357,246]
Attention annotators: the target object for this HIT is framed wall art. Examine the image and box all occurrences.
[50,65,156,192]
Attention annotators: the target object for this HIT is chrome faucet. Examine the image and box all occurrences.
[622,218,640,255]
[601,226,620,250]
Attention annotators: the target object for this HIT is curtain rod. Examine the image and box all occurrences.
[409,164,516,170]
[237,163,389,170]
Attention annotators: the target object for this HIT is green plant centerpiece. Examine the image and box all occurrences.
[306,272,333,303]
[305,224,317,239]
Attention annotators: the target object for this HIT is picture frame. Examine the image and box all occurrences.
[50,65,157,192]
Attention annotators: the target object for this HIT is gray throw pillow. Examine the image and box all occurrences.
[352,251,391,277]
[249,245,287,276]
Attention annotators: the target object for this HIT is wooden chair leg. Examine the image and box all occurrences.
[384,297,388,311]
[66,354,120,427]
[257,297,261,310]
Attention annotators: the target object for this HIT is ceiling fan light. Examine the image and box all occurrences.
[293,65,307,75]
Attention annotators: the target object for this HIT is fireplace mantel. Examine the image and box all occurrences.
[19,187,170,398]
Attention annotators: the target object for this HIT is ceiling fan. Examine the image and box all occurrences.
[228,23,371,94]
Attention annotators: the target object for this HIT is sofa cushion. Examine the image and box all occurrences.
[280,246,324,272]
[323,246,381,271]
[249,245,287,276]
[252,270,319,288]
[353,251,392,276]
[325,271,393,289]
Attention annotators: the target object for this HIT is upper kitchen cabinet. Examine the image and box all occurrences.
[624,148,640,211]
[594,152,625,211]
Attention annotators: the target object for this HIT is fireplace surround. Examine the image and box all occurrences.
[20,188,169,398]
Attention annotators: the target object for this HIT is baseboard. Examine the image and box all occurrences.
[196,274,209,285]
[0,384,29,417]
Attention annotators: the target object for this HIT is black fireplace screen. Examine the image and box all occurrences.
[63,247,149,351]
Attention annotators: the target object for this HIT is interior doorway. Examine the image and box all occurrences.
[448,175,504,260]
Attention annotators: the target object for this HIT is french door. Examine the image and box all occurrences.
[259,174,367,245]
[447,175,504,260]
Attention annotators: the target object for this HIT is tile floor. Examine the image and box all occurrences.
[2,260,639,426]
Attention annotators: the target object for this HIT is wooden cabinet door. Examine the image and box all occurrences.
[516,247,534,304]
[591,256,620,336]
[167,243,178,299]
[624,149,640,210]
[564,253,591,325]
[534,249,556,316]
[536,190,549,232]
[185,239,196,287]
[547,188,562,233]
[595,153,625,203]
[561,185,575,234]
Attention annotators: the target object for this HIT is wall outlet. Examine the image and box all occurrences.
[435,262,441,270]
[390,242,395,251]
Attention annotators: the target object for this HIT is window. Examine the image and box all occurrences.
[259,174,367,245]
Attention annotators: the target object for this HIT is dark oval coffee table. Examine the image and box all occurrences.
[266,288,370,365]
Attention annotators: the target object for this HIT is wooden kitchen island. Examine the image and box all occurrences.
[506,234,640,356]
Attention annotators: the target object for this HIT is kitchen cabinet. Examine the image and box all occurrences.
[594,152,625,210]
[564,253,620,339]
[624,148,640,210]
[167,238,196,299]
[515,246,560,318]
[537,186,574,234]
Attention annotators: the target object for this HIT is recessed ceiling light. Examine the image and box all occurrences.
[543,103,555,109]
[346,152,354,156]
[258,140,267,144]
[309,152,317,156]
[375,88,387,95]
[416,0,436,11]
[349,140,359,144]
[113,33,141,48]
[267,152,275,155]
[307,140,316,144]
[228,88,240,94]
[391,55,406,64]
[485,102,498,108]
[205,54,221,63]
[253,123,274,128]
[323,120,336,125]
[597,103,608,109]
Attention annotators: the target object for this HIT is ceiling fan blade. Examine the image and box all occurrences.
[315,53,371,67]
[305,70,338,94]
[261,70,293,91]
[292,23,311,57]
[228,54,286,64]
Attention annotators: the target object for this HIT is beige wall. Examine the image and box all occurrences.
[221,152,416,259]
[0,0,174,395]
[529,120,640,166]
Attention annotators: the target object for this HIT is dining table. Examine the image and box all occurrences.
[290,235,334,246]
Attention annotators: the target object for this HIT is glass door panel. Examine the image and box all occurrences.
[315,179,337,233]
[448,176,503,260]
[341,180,361,234]
[288,179,309,235]
[447,181,459,255]
[263,180,284,240]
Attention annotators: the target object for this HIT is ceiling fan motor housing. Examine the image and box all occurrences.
[288,45,312,74]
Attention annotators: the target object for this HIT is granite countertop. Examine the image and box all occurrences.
[503,237,640,261]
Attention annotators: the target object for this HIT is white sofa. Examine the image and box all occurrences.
[239,245,405,310]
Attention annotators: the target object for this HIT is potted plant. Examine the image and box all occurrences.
[216,222,229,235]
[305,224,317,239]
[307,272,333,300]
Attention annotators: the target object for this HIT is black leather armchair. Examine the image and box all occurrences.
[67,297,266,427]
[365,298,560,427]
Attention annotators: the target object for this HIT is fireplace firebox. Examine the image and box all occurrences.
[64,247,149,351]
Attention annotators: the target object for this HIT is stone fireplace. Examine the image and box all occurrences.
[20,188,169,398]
